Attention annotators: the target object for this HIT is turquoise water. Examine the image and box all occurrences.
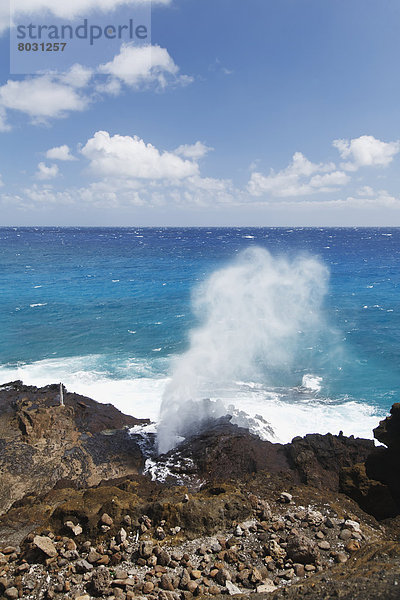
[1,227,398,442]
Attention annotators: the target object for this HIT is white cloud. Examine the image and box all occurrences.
[36,162,59,180]
[0,45,189,131]
[174,142,213,160]
[248,152,349,198]
[333,135,400,171]
[356,185,374,197]
[81,131,200,180]
[0,107,10,132]
[0,70,90,126]
[59,64,93,89]
[98,44,192,90]
[46,145,76,161]
[1,0,171,35]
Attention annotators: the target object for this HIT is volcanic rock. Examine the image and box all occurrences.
[0,382,149,518]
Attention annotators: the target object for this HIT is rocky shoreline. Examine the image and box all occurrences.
[0,382,399,599]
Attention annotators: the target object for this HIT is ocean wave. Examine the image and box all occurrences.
[0,356,385,444]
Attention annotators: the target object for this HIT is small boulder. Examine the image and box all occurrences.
[33,535,58,558]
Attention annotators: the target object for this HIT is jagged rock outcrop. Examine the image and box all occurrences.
[150,417,375,494]
[0,381,149,516]
[341,404,400,519]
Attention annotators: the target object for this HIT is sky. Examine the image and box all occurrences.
[1,0,400,226]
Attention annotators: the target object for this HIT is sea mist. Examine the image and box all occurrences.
[157,247,329,454]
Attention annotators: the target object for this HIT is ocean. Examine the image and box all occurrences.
[1,227,399,447]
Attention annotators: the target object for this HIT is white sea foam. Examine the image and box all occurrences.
[301,373,323,392]
[0,355,383,444]
[157,247,333,453]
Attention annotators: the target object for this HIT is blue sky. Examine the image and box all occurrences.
[1,0,400,225]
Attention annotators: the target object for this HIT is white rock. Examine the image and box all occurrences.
[279,492,293,504]
[65,521,83,536]
[226,581,244,595]
[257,581,277,593]
[344,519,361,533]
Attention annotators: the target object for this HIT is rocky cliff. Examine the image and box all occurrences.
[0,381,149,517]
[0,382,399,600]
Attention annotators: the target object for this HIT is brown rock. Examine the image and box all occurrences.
[346,540,361,553]
[100,513,113,526]
[286,534,319,565]
[339,529,352,541]
[209,585,220,595]
[191,569,202,580]
[186,581,198,594]
[33,535,58,558]
[143,581,154,594]
[160,575,174,591]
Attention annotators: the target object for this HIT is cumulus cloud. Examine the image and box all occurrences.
[174,142,213,160]
[0,67,91,126]
[35,162,59,180]
[1,0,171,34]
[333,135,400,171]
[0,45,190,131]
[81,131,200,180]
[46,145,76,161]
[248,151,349,198]
[98,44,192,90]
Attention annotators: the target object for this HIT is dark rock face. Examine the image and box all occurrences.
[0,381,149,516]
[373,403,400,450]
[285,433,375,490]
[152,418,375,496]
[161,418,293,482]
[341,405,400,519]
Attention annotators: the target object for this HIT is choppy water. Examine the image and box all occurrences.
[1,227,399,443]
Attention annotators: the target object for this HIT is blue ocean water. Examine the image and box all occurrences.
[0,227,399,441]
